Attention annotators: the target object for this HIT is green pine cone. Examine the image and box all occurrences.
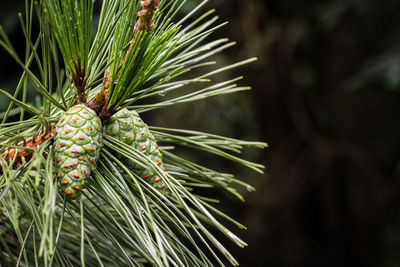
[104,108,167,191]
[54,104,103,198]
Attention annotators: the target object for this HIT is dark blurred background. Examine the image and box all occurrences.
[2,0,400,266]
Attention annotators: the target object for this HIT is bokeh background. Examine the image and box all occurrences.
[1,0,400,266]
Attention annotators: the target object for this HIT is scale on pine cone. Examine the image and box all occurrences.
[54,104,102,199]
[104,108,167,192]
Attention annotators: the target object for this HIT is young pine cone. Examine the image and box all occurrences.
[54,104,102,199]
[104,108,167,192]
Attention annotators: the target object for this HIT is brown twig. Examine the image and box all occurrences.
[135,0,160,32]
[0,124,55,175]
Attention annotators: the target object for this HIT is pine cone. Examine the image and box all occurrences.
[104,108,166,191]
[54,104,102,199]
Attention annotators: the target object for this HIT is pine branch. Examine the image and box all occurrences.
[0,0,266,265]
[88,0,162,119]
[42,0,94,103]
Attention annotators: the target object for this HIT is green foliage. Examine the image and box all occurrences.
[0,0,266,266]
[42,0,93,94]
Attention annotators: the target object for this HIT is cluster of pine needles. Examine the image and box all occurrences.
[0,0,266,266]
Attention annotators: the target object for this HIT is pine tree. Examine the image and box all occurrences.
[0,0,267,265]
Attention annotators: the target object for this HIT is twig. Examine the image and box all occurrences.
[0,124,55,174]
